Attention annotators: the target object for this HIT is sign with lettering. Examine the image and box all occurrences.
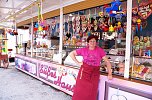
[138,3,152,19]
[15,58,37,75]
[38,62,78,95]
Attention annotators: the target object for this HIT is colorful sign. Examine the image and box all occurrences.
[38,62,78,95]
[15,58,37,75]
[138,3,152,19]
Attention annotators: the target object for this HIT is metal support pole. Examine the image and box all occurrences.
[31,19,33,57]
[58,0,63,64]
[124,0,133,78]
[12,0,18,54]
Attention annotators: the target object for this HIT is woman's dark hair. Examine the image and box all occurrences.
[87,35,98,43]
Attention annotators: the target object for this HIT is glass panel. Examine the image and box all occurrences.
[131,0,152,82]
[62,1,128,75]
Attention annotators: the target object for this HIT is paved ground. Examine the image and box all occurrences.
[0,63,72,100]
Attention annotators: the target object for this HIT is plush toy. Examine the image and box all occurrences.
[72,17,76,33]
[136,19,142,33]
[82,21,87,32]
[87,22,92,31]
[100,21,109,32]
[132,17,138,25]
[143,50,151,58]
[139,66,150,79]
[132,8,138,16]
[106,0,122,13]
[12,30,18,35]
[94,19,98,31]
[145,70,152,81]
[76,16,80,33]
[117,22,123,33]
[81,15,87,32]
[144,36,151,48]
[37,2,44,32]
[109,25,114,32]
[136,65,144,77]
[134,36,140,44]
[98,12,104,17]
[105,0,122,17]
[72,36,76,45]
[118,62,125,74]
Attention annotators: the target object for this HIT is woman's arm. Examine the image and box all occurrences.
[69,50,83,66]
[102,56,112,80]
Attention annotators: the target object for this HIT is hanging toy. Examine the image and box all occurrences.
[93,8,98,31]
[104,32,117,40]
[98,6,104,17]
[105,0,123,17]
[76,16,80,33]
[136,19,142,33]
[87,22,92,31]
[109,25,114,32]
[101,21,109,32]
[117,22,123,33]
[94,19,98,31]
[81,15,87,32]
[38,26,43,32]
[99,12,104,17]
[13,30,18,35]
[37,0,44,32]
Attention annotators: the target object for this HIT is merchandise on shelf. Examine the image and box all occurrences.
[0,28,9,68]
[132,57,152,82]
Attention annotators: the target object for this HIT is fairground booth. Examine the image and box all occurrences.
[13,0,152,99]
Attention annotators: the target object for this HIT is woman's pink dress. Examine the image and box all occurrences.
[72,47,105,100]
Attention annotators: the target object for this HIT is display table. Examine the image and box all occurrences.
[15,54,152,100]
[15,54,78,95]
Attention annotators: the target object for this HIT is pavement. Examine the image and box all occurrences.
[0,63,72,100]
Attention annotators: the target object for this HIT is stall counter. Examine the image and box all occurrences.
[15,54,152,100]
[99,74,152,100]
[15,54,78,95]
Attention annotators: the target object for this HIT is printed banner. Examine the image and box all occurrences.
[38,62,78,95]
[15,58,37,75]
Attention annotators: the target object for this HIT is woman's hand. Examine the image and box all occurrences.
[78,62,83,67]
[102,56,113,80]
[107,74,113,80]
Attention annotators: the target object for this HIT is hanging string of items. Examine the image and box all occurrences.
[38,0,43,32]
[6,19,18,36]
[34,0,48,33]
[104,0,126,40]
[34,0,43,32]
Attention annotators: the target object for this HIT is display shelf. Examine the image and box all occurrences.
[0,38,8,40]
[101,54,125,75]
[134,56,152,59]
[106,54,125,56]
[131,57,152,82]
[131,76,152,83]
[63,45,85,49]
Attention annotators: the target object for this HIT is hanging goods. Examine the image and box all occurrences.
[136,19,142,33]
[37,0,44,32]
[105,0,124,17]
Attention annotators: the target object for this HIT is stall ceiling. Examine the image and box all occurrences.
[0,0,113,28]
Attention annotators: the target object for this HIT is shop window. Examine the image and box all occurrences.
[131,1,152,82]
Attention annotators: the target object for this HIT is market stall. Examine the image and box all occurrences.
[0,28,9,68]
[15,0,152,99]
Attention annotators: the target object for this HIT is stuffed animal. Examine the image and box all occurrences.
[136,19,142,33]
[118,62,125,74]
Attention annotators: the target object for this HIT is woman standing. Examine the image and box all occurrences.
[69,35,112,100]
